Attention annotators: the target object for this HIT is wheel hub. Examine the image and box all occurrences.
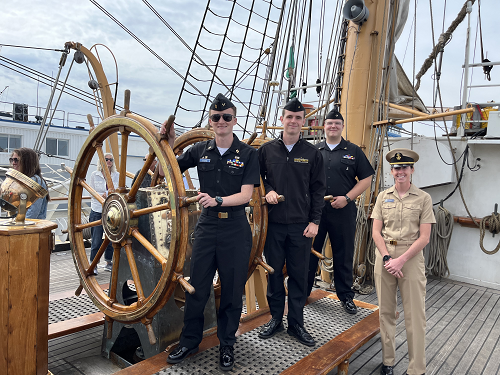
[102,193,136,243]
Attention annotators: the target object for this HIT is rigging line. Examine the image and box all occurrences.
[415,0,477,91]
[411,0,417,150]
[89,0,207,100]
[467,8,480,103]
[38,58,76,152]
[317,0,325,75]
[84,57,105,121]
[195,1,241,128]
[0,56,102,103]
[0,44,66,52]
[229,0,259,136]
[245,2,275,132]
[343,25,361,141]
[206,6,276,38]
[233,0,279,23]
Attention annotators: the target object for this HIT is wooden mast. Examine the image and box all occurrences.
[340,0,393,149]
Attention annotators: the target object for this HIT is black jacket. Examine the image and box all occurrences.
[258,135,326,224]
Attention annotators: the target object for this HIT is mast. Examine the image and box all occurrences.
[340,0,394,150]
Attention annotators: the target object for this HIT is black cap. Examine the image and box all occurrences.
[210,93,235,111]
[325,109,344,121]
[283,98,305,112]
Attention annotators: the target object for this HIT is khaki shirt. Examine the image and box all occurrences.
[372,184,436,242]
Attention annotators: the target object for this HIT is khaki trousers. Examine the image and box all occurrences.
[374,244,427,375]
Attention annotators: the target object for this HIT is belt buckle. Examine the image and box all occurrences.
[218,212,228,219]
[389,240,397,245]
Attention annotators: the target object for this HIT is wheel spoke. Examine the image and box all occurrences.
[130,227,167,268]
[126,153,156,203]
[124,239,145,301]
[108,243,122,304]
[78,178,105,205]
[75,219,102,232]
[119,130,130,190]
[87,237,111,276]
[130,203,170,219]
[95,142,115,193]
[184,170,195,189]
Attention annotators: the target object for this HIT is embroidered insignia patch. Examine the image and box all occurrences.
[343,154,355,160]
[294,157,309,163]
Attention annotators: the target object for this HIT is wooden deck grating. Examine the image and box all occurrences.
[48,250,500,374]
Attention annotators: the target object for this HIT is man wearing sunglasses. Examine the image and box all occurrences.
[306,109,374,315]
[257,98,326,347]
[161,93,260,371]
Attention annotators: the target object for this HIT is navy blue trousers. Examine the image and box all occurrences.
[89,210,113,263]
[180,213,252,348]
[308,203,356,301]
[264,222,312,327]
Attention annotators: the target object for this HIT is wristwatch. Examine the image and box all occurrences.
[345,195,352,203]
[383,255,392,263]
[215,196,223,206]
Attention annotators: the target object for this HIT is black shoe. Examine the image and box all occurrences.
[287,323,316,347]
[258,317,283,339]
[219,346,234,371]
[380,365,394,375]
[167,345,199,364]
[341,298,358,315]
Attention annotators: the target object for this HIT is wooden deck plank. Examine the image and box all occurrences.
[455,293,500,374]
[425,288,486,374]
[48,312,105,340]
[479,300,500,375]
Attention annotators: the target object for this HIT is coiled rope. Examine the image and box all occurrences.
[426,206,453,278]
[479,212,500,255]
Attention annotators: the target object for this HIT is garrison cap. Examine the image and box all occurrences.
[283,97,305,112]
[386,148,419,166]
[210,93,235,111]
[325,109,344,121]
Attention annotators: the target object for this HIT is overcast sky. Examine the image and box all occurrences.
[0,0,496,137]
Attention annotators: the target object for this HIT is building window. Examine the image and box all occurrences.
[0,134,21,152]
[46,138,69,157]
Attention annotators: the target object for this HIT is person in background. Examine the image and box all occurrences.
[257,98,326,347]
[10,147,50,219]
[131,154,157,188]
[307,109,374,315]
[89,152,119,273]
[371,148,435,375]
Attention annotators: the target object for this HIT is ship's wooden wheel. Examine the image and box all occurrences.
[68,114,194,343]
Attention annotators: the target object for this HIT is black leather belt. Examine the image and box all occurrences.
[201,207,246,219]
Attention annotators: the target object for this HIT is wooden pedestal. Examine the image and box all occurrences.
[0,220,57,375]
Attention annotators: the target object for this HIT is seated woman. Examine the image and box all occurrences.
[372,148,435,375]
[10,148,50,219]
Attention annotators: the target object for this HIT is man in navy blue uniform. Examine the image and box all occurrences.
[162,94,260,371]
[257,98,326,346]
[307,109,374,315]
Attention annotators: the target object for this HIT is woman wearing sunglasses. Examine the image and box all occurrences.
[88,152,119,273]
[371,148,436,375]
[9,147,50,219]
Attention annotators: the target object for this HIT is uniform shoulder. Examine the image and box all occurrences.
[300,139,322,153]
[258,138,280,150]
[237,140,258,153]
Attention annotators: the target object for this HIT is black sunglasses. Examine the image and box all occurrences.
[105,158,114,162]
[9,157,19,163]
[209,114,235,122]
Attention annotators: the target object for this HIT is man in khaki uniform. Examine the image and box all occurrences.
[371,148,436,375]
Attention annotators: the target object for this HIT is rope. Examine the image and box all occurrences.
[415,0,476,91]
[479,213,500,255]
[425,206,453,278]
